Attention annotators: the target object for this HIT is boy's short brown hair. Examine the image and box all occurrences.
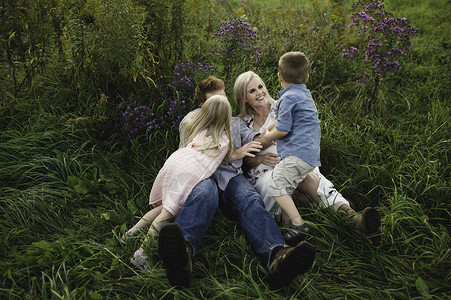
[195,76,226,105]
[278,52,310,84]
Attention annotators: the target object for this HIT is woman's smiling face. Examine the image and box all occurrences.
[245,76,268,109]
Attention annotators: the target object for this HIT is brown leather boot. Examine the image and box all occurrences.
[268,241,316,289]
[337,203,381,244]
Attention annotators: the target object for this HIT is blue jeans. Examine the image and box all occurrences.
[174,178,218,255]
[222,174,285,269]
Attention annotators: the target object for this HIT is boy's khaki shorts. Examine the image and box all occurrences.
[267,156,314,197]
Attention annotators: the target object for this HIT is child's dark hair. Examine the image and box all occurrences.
[278,52,310,84]
[195,76,226,105]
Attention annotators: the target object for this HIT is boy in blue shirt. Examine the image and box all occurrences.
[262,52,321,246]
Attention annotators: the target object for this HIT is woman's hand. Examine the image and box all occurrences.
[244,151,279,168]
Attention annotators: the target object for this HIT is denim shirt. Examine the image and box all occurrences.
[213,117,259,191]
[276,84,321,167]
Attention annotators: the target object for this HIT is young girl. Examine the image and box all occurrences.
[125,95,233,270]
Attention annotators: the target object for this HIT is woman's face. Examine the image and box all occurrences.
[245,77,268,109]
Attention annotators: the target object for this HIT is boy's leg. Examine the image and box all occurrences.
[275,193,310,246]
[273,194,304,226]
[269,157,313,226]
[295,171,321,206]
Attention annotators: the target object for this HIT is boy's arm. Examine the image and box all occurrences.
[256,127,288,148]
[266,120,277,131]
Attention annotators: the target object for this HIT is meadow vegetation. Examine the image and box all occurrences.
[0,0,449,298]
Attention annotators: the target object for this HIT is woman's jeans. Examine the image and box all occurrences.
[222,174,285,268]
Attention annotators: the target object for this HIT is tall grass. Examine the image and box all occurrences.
[1,0,449,299]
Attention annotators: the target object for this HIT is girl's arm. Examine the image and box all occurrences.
[223,140,262,162]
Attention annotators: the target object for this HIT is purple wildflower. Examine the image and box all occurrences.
[212,18,261,66]
[343,0,419,82]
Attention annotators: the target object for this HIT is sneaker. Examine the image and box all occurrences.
[120,231,132,245]
[282,223,309,246]
[268,241,316,289]
[158,223,192,288]
[130,249,150,271]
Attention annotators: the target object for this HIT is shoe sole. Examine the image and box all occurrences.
[268,241,316,289]
[362,207,381,245]
[158,223,190,288]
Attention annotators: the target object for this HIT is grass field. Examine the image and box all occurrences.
[0,0,449,299]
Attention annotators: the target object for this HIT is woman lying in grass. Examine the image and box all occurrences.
[234,71,381,244]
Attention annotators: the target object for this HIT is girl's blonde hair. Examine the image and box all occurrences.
[234,71,275,118]
[181,95,233,159]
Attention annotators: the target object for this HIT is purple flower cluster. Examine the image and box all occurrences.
[122,98,158,138]
[120,20,263,139]
[171,60,220,96]
[161,97,187,130]
[121,94,188,137]
[121,60,222,138]
[212,18,260,64]
[342,1,419,82]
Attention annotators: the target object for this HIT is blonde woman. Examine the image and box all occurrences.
[235,70,381,246]
[126,95,233,270]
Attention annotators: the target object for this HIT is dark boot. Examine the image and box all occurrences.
[158,223,192,288]
[268,241,316,289]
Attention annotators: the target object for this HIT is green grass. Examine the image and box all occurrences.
[1,0,450,299]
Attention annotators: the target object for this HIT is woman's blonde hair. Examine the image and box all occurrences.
[234,71,275,118]
[181,95,233,159]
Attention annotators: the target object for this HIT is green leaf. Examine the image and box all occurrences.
[100,212,110,220]
[75,183,89,195]
[89,290,102,300]
[415,277,429,296]
[67,175,80,187]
